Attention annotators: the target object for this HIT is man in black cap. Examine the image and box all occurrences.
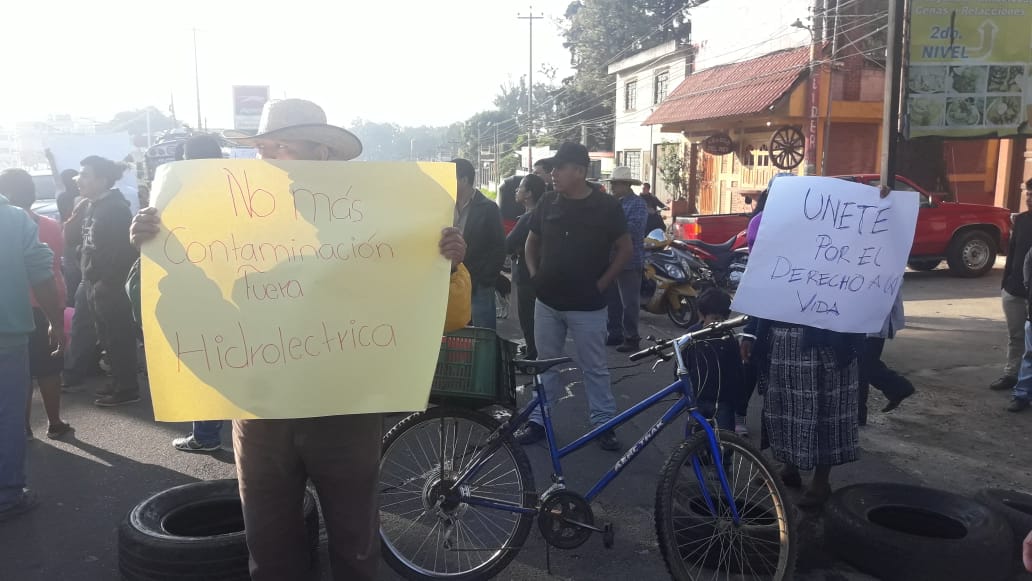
[517,142,632,451]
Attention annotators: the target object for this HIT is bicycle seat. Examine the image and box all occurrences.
[514,357,573,375]
[680,237,737,254]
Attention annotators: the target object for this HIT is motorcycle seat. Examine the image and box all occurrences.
[514,357,573,375]
[681,237,737,254]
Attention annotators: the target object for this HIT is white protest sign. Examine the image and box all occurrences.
[731,176,919,333]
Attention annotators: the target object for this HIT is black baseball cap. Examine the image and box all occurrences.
[543,142,591,169]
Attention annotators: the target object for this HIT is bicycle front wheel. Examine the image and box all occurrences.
[655,430,795,581]
[379,406,536,580]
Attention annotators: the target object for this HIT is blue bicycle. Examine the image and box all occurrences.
[379,315,796,580]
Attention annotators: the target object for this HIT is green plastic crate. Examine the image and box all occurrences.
[430,328,516,407]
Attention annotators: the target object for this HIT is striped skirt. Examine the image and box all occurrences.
[759,326,860,470]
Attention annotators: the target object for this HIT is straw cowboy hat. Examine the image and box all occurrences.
[608,166,642,185]
[223,99,363,161]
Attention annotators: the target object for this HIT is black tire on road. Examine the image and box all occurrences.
[907,259,942,271]
[825,483,1014,581]
[974,488,1032,557]
[946,230,996,278]
[118,479,319,581]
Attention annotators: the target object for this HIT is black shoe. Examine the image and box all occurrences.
[615,338,641,353]
[0,489,39,522]
[606,335,625,347]
[61,373,83,388]
[515,422,546,445]
[990,376,1018,391]
[1007,398,1030,412]
[94,392,141,407]
[94,383,116,397]
[598,430,620,451]
[881,387,916,413]
[779,466,803,488]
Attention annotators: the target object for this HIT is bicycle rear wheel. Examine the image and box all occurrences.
[379,406,536,580]
[655,430,795,580]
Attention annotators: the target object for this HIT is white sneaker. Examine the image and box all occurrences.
[734,415,749,437]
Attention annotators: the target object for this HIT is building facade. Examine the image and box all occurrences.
[608,40,695,199]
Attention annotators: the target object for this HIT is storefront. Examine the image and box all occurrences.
[645,44,1024,215]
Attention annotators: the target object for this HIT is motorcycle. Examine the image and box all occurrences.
[640,230,709,328]
[671,230,750,293]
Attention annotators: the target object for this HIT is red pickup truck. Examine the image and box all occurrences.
[672,174,1012,278]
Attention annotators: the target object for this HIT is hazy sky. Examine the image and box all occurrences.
[1,0,576,128]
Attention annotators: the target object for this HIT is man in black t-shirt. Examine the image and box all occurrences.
[517,142,632,451]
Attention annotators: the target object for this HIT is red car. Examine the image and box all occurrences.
[672,174,1012,278]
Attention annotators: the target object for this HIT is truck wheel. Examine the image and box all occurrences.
[825,483,1013,581]
[907,259,941,271]
[946,230,995,278]
[118,479,320,581]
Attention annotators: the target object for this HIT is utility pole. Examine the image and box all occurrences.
[803,2,823,176]
[879,0,905,189]
[493,124,499,184]
[820,0,840,175]
[193,28,202,130]
[477,122,483,186]
[518,7,543,169]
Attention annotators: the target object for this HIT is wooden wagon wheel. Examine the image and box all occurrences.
[769,126,805,170]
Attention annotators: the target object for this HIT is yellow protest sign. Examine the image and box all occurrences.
[908,1,1032,138]
[140,160,456,421]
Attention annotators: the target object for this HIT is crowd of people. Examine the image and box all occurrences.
[6,95,1027,581]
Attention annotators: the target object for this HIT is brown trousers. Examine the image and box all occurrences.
[233,414,382,581]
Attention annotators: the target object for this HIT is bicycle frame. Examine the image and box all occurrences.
[451,332,743,525]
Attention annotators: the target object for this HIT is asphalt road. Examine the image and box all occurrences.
[2,262,1031,581]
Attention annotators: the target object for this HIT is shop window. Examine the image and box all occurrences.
[743,145,755,167]
[624,150,642,179]
[654,70,670,104]
[625,80,638,112]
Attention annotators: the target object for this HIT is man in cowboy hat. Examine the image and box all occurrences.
[129,99,467,581]
[604,166,648,353]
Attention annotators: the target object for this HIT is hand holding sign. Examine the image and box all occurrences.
[731,177,919,334]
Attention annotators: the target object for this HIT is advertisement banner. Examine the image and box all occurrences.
[233,85,270,132]
[908,1,1032,138]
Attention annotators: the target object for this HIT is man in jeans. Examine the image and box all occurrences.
[993,180,1032,392]
[452,158,505,329]
[0,193,67,521]
[517,142,632,451]
[605,166,647,352]
[131,99,468,580]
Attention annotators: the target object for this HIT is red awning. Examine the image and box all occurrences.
[644,46,811,127]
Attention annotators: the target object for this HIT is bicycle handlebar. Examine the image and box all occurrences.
[628,315,750,362]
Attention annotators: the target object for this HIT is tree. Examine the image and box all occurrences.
[104,107,178,136]
[557,0,700,149]
[659,142,699,213]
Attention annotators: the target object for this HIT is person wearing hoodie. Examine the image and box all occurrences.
[77,156,140,407]
[0,191,66,522]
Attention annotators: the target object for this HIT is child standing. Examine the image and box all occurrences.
[682,288,746,430]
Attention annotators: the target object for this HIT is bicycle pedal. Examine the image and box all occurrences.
[602,522,615,549]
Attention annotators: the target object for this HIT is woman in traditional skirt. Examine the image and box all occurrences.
[740,174,864,507]
[743,321,863,507]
